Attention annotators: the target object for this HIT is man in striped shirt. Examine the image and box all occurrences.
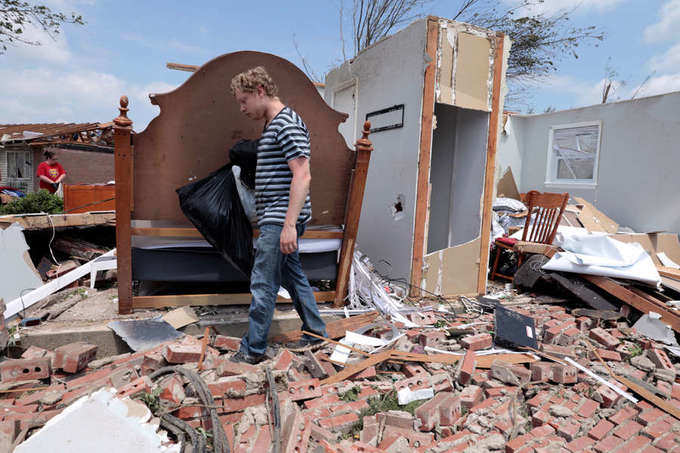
[230,66,328,364]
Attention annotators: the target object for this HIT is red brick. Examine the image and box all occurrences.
[163,340,202,364]
[207,378,247,397]
[217,358,259,377]
[557,420,581,442]
[0,358,51,382]
[273,349,294,372]
[222,393,266,413]
[551,364,577,384]
[589,328,620,350]
[672,383,680,400]
[403,364,428,378]
[419,330,447,347]
[637,408,667,426]
[643,419,672,438]
[590,349,622,362]
[577,398,599,418]
[541,343,577,359]
[318,412,358,431]
[461,333,493,351]
[531,362,553,383]
[596,384,621,408]
[506,434,535,453]
[622,435,653,451]
[415,392,455,431]
[588,419,614,441]
[141,350,166,375]
[288,378,322,401]
[459,385,483,410]
[20,345,51,360]
[158,375,185,404]
[458,350,476,385]
[610,406,638,425]
[647,349,675,372]
[116,375,152,399]
[213,335,241,351]
[527,390,553,409]
[304,393,340,410]
[53,342,97,373]
[351,366,376,380]
[653,432,680,451]
[613,420,643,440]
[567,436,596,452]
[594,435,621,453]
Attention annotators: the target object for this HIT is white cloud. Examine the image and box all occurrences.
[632,74,680,98]
[503,0,625,16]
[649,42,680,73]
[5,23,72,64]
[0,68,177,130]
[538,74,613,106]
[643,0,680,43]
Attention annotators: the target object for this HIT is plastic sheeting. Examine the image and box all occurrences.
[541,228,661,285]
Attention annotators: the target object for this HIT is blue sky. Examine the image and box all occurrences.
[1,0,679,129]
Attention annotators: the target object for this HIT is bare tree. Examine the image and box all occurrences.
[338,0,605,108]
[348,0,432,55]
[1,0,84,54]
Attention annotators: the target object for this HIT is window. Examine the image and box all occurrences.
[6,150,33,193]
[546,121,601,186]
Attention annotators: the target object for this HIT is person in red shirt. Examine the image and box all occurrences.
[36,150,66,193]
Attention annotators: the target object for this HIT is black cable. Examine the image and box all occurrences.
[149,366,229,453]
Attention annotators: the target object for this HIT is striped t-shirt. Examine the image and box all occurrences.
[255,106,312,227]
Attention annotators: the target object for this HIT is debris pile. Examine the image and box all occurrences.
[2,293,679,452]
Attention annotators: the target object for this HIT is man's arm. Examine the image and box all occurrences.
[280,156,311,254]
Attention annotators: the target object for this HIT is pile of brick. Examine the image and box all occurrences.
[1,299,680,452]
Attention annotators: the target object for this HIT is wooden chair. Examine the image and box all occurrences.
[490,190,569,281]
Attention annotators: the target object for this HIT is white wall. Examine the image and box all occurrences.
[325,19,429,280]
[499,91,680,233]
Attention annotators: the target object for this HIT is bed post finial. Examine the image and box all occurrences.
[114,95,132,129]
[113,95,134,314]
[334,121,374,307]
[355,121,373,152]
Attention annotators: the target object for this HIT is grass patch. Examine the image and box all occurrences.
[342,391,426,440]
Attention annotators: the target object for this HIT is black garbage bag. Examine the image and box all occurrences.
[229,139,258,190]
[176,164,254,277]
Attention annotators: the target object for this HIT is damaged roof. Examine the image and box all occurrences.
[0,122,109,143]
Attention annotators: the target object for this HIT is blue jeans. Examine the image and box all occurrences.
[240,223,328,356]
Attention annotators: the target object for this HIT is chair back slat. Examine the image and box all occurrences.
[520,191,569,245]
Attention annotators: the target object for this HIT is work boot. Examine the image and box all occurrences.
[284,337,326,352]
[229,349,264,365]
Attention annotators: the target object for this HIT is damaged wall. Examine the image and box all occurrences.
[325,19,429,280]
[503,91,680,233]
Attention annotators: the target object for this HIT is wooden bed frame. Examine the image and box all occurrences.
[113,51,373,314]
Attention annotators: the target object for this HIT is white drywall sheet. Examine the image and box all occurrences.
[0,223,42,308]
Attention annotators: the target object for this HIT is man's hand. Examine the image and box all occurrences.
[280,224,297,254]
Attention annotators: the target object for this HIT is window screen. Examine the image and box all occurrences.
[550,124,600,181]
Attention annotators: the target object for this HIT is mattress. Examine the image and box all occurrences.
[131,236,341,282]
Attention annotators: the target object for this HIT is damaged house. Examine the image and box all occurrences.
[325,16,511,298]
[0,123,114,194]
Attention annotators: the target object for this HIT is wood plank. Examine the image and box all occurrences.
[477,34,506,295]
[130,226,343,240]
[320,350,393,385]
[615,375,680,421]
[334,123,373,306]
[582,275,680,333]
[574,197,618,234]
[661,276,680,294]
[273,311,379,343]
[409,18,439,297]
[113,97,134,314]
[658,266,680,280]
[0,212,116,230]
[132,291,336,309]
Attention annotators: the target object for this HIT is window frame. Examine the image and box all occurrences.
[544,120,602,188]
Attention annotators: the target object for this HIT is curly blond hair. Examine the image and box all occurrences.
[230,66,279,97]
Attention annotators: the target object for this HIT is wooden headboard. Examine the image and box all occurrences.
[132,51,354,226]
[113,51,373,313]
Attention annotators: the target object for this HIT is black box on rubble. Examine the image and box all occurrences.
[494,306,538,349]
